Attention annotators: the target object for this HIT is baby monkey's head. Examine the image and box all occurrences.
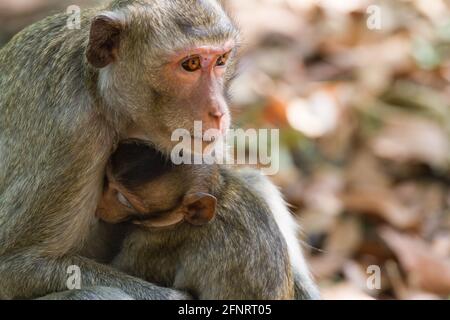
[97,141,217,228]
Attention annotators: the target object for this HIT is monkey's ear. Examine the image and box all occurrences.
[183,193,217,226]
[86,13,123,68]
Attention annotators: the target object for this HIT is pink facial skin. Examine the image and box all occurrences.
[163,41,235,135]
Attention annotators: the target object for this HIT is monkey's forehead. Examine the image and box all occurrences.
[108,0,239,47]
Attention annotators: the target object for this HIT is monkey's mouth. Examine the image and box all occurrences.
[195,137,215,145]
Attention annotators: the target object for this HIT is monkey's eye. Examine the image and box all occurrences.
[181,56,202,72]
[117,192,134,210]
[216,51,231,67]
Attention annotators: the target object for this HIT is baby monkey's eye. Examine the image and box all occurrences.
[216,51,231,67]
[181,56,202,72]
[117,192,133,209]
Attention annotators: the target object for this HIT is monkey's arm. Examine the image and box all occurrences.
[0,250,190,300]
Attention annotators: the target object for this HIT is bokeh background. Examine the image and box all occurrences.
[1,0,449,300]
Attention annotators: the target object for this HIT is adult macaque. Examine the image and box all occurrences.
[0,0,238,299]
[98,141,295,300]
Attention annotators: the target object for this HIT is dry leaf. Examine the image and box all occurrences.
[342,188,421,230]
[380,228,450,296]
[321,282,375,300]
[371,116,449,169]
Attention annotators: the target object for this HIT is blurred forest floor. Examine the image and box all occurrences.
[1,0,450,300]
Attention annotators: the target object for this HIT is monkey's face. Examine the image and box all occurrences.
[86,0,240,154]
[142,43,235,144]
[97,169,183,224]
[115,39,238,155]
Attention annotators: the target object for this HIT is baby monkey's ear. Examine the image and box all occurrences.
[183,193,217,226]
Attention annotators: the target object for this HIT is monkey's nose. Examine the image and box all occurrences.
[209,111,224,120]
[208,111,224,130]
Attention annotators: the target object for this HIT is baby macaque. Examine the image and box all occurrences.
[97,140,309,300]
[97,141,218,229]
